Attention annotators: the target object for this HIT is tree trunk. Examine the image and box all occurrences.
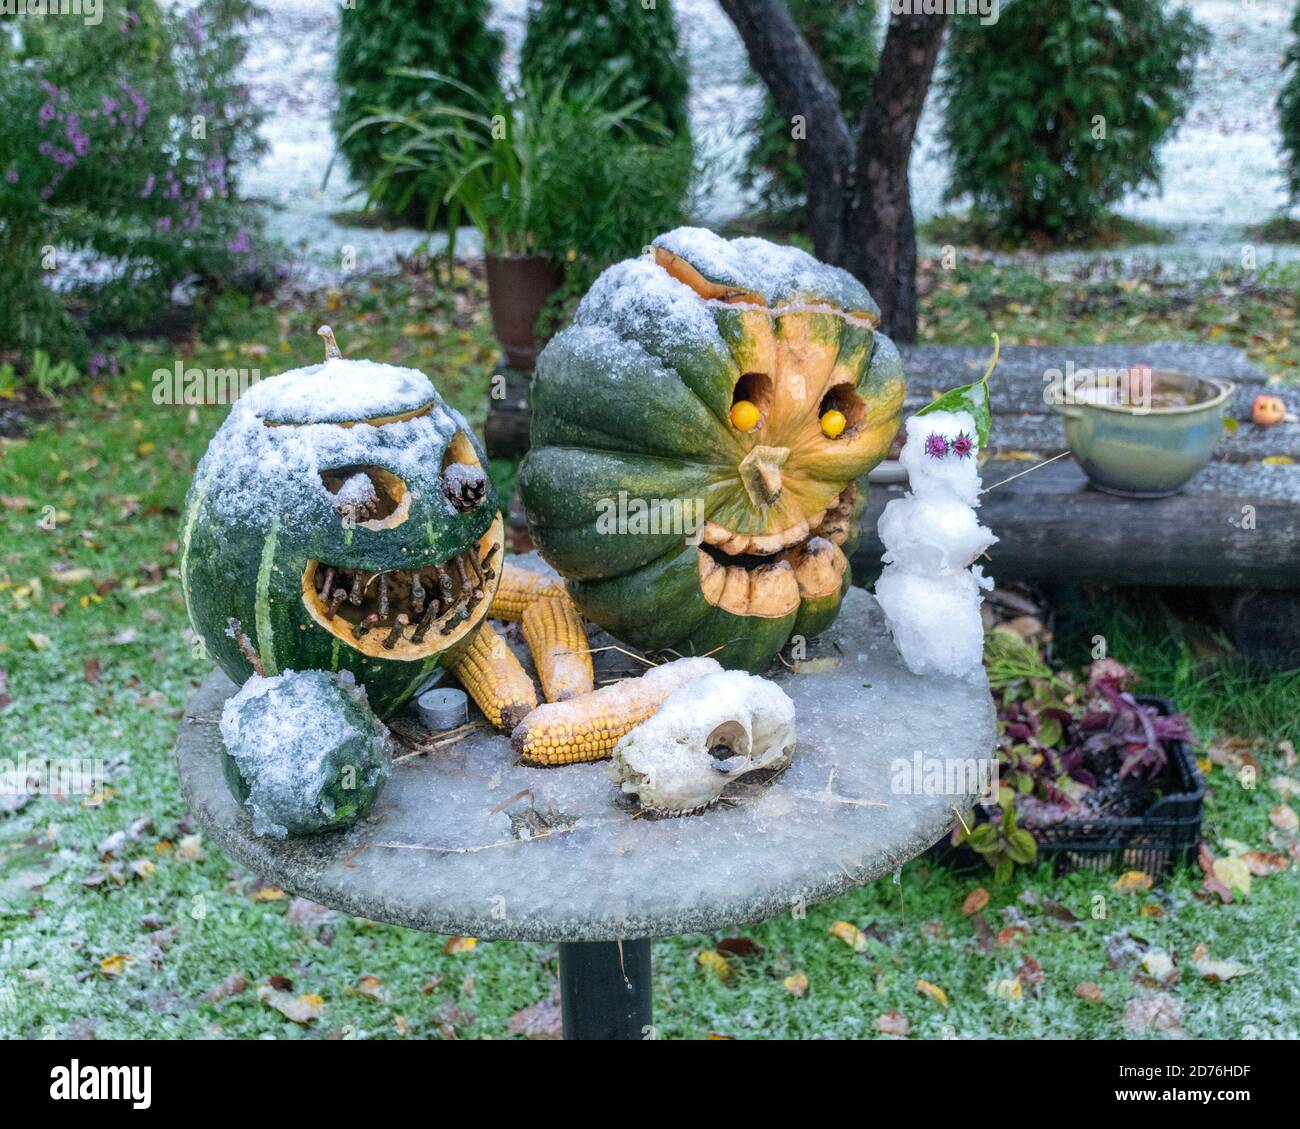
[717,0,852,263]
[718,0,947,342]
[843,14,948,342]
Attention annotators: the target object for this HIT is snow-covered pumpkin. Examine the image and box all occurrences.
[181,329,502,717]
[519,228,905,672]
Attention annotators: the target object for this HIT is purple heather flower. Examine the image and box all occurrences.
[227,227,251,255]
[101,95,119,116]
[156,216,172,231]
[37,141,53,157]
[38,102,57,127]
[923,433,949,459]
[4,170,17,184]
[951,431,975,459]
[140,172,156,198]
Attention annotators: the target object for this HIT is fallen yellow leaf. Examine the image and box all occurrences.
[961,887,990,916]
[252,885,287,902]
[783,971,809,998]
[444,935,477,955]
[697,950,730,980]
[1212,856,1252,898]
[100,954,131,976]
[1112,870,1153,893]
[829,920,867,952]
[916,979,949,1007]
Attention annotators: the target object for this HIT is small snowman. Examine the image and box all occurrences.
[874,347,999,682]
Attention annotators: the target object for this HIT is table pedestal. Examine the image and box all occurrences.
[558,939,652,1040]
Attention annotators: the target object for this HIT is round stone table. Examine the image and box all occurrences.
[175,588,997,1039]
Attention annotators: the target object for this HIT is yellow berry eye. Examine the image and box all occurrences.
[820,409,847,439]
[730,399,761,432]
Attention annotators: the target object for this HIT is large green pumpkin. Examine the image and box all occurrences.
[181,336,501,717]
[520,228,905,672]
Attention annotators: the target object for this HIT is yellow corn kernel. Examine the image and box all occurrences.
[451,622,537,732]
[522,594,593,703]
[510,656,722,766]
[488,561,565,623]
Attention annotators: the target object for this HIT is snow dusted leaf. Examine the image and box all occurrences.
[444,935,476,955]
[1122,993,1183,1036]
[961,887,989,916]
[1268,804,1299,833]
[258,985,325,1024]
[829,920,867,952]
[1191,944,1250,982]
[876,1010,909,1036]
[1212,856,1252,898]
[351,975,388,1002]
[915,979,949,1008]
[1140,950,1178,986]
[1241,850,1289,876]
[1074,982,1104,1004]
[202,973,248,1002]
[174,834,206,862]
[507,993,563,1040]
[697,950,730,980]
[99,954,131,976]
[26,632,50,651]
[285,897,336,926]
[783,972,809,998]
[716,936,763,958]
[987,978,1022,1001]
[1017,955,1045,989]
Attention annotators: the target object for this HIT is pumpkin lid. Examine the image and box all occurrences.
[241,358,438,427]
[651,226,881,322]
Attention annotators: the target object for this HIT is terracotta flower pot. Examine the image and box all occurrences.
[484,254,566,371]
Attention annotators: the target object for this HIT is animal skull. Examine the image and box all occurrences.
[609,670,796,817]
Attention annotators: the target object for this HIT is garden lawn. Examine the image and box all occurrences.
[0,262,1297,1040]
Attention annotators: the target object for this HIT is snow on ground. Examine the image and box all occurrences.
[183,1,1300,285]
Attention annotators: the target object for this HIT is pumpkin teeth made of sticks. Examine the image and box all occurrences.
[519,227,905,673]
[180,326,503,717]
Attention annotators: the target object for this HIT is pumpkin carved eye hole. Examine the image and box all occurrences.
[441,431,488,512]
[321,466,408,527]
[818,386,866,439]
[730,373,773,432]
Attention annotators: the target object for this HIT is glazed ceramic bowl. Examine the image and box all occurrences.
[1052,370,1233,498]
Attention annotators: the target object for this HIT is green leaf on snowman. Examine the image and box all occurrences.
[917,333,999,448]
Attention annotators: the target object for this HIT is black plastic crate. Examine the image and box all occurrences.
[931,695,1204,878]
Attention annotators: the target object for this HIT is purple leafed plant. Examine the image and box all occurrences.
[1077,659,1191,779]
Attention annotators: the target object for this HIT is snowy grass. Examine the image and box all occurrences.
[1,263,1297,1039]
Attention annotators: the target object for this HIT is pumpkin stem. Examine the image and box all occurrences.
[317,324,342,360]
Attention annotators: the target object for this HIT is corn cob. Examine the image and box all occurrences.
[451,623,538,732]
[522,594,594,703]
[488,561,565,623]
[511,656,722,766]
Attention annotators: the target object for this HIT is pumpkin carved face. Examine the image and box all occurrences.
[1252,394,1286,427]
[181,333,501,716]
[520,229,905,671]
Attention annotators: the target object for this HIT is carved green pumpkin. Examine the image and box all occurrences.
[181,331,501,716]
[520,229,905,672]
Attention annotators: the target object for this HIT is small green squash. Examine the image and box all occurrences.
[181,329,502,717]
[520,229,905,672]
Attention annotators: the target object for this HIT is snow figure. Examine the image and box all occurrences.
[874,365,999,681]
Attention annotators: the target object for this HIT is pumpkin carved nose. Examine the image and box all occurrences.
[738,445,789,507]
[442,462,487,512]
